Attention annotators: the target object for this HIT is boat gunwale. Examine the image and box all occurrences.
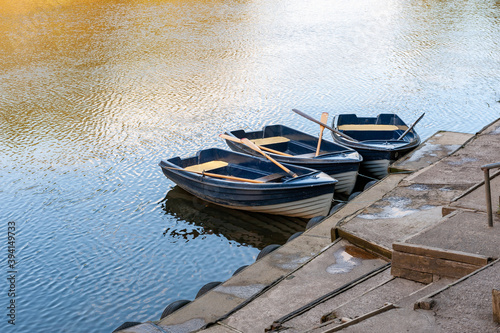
[159,152,338,192]
[331,113,421,153]
[224,124,363,164]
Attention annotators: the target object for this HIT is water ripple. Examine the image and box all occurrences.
[1,0,500,332]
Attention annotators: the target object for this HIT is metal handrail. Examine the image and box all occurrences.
[480,162,500,227]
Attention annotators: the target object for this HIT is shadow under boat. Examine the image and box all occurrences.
[160,186,307,250]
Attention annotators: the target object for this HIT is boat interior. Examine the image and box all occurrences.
[335,114,411,141]
[167,149,291,182]
[230,125,352,157]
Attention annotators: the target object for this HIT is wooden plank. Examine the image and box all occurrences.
[493,289,500,324]
[337,124,404,131]
[392,251,481,279]
[185,161,228,173]
[251,136,289,146]
[335,228,392,260]
[441,207,456,217]
[392,242,490,266]
[391,266,433,284]
[414,298,436,310]
[320,303,395,333]
[254,173,285,183]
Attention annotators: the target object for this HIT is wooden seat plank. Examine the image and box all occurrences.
[338,124,406,131]
[254,173,286,183]
[185,161,228,173]
[251,136,290,146]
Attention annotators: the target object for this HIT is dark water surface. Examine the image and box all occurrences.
[1,0,499,332]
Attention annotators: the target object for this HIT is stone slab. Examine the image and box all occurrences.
[335,306,437,333]
[317,278,422,324]
[295,277,454,333]
[478,118,500,136]
[404,125,500,188]
[340,191,445,250]
[192,323,236,333]
[281,268,394,332]
[322,262,500,333]
[405,210,500,259]
[423,260,500,332]
[305,174,407,239]
[222,240,388,333]
[394,182,465,206]
[452,173,500,212]
[305,174,407,240]
[157,226,334,329]
[392,131,473,172]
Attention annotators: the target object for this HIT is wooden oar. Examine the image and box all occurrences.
[161,165,265,183]
[397,112,425,140]
[315,112,329,157]
[292,109,358,142]
[240,138,298,178]
[220,134,293,157]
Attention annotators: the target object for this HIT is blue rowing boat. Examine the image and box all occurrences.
[223,125,362,196]
[159,148,337,219]
[331,114,421,179]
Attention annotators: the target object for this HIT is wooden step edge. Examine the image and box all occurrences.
[392,242,491,266]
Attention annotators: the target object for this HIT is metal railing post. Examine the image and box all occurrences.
[481,162,500,227]
[484,168,493,227]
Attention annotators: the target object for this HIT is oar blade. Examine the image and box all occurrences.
[315,112,329,156]
[241,138,298,178]
[241,138,262,153]
[220,133,293,157]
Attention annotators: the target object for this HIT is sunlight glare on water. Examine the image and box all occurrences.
[0,0,499,331]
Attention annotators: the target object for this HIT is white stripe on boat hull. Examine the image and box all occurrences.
[361,159,390,179]
[217,193,333,219]
[330,170,357,196]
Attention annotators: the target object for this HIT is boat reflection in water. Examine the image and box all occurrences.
[160,186,307,250]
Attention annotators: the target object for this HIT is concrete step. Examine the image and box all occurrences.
[219,240,389,333]
[297,276,455,333]
[327,260,500,333]
[391,130,473,173]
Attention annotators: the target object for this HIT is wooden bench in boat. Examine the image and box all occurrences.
[184,161,228,173]
[185,162,285,183]
[251,136,290,146]
[338,124,407,131]
[254,173,286,182]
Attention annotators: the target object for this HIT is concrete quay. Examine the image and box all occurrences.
[115,118,500,333]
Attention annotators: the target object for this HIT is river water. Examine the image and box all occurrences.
[0,0,499,332]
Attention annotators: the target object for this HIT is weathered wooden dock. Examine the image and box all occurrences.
[114,118,500,333]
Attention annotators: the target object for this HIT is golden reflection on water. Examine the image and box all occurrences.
[0,0,102,15]
[1,1,499,332]
[0,0,259,171]
[1,0,499,174]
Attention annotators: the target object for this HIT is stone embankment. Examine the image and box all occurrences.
[115,118,500,333]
